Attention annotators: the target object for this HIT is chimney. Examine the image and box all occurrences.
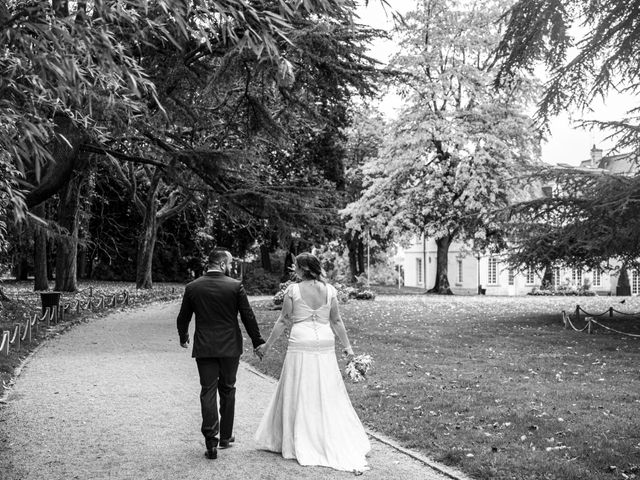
[590,144,603,167]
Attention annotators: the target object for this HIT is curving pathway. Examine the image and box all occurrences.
[0,301,460,480]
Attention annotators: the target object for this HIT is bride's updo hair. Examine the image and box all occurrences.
[295,252,325,283]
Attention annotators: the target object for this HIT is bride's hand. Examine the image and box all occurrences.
[344,347,355,357]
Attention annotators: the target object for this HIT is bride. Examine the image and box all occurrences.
[254,252,370,473]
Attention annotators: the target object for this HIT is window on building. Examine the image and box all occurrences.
[416,258,423,284]
[457,259,463,283]
[593,268,601,287]
[633,271,640,295]
[526,266,536,285]
[552,267,561,287]
[508,269,514,286]
[572,267,582,286]
[488,258,498,285]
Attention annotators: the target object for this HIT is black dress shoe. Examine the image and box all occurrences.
[219,436,235,449]
[205,448,217,459]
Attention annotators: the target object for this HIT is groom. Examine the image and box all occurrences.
[177,248,265,460]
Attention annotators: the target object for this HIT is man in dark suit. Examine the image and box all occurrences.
[177,248,265,460]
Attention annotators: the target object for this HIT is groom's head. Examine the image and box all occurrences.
[208,248,233,275]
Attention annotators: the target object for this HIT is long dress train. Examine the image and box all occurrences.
[254,283,370,472]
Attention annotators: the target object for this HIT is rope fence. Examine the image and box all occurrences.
[0,290,130,358]
[561,304,640,338]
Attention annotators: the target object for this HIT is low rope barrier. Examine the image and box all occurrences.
[1,289,133,357]
[562,304,640,338]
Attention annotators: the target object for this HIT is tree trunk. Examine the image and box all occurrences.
[77,243,87,279]
[346,231,360,283]
[136,199,158,289]
[260,244,272,272]
[282,243,297,282]
[55,173,83,292]
[541,263,553,289]
[427,235,454,295]
[357,237,365,276]
[33,203,49,291]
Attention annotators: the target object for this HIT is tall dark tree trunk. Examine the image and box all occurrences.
[33,203,49,291]
[55,173,84,292]
[14,256,29,281]
[282,242,297,282]
[427,235,454,295]
[541,263,553,288]
[77,242,87,279]
[136,195,158,289]
[346,230,361,283]
[357,238,365,276]
[260,244,272,272]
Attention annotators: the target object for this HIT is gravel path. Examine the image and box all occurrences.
[0,301,461,480]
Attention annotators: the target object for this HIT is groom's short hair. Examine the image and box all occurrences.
[209,248,231,265]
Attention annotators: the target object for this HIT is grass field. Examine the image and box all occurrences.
[245,294,640,480]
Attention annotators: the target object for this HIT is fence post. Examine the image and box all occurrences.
[0,331,9,356]
[587,317,593,334]
[575,305,581,323]
[562,311,568,329]
[609,307,614,317]
[9,324,20,351]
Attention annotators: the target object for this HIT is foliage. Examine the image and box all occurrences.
[496,0,640,150]
[503,167,640,272]
[246,294,640,480]
[344,0,540,293]
[528,286,596,296]
[272,280,295,305]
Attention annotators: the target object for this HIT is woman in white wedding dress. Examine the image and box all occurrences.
[254,252,370,473]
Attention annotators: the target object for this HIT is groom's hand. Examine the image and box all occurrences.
[254,344,265,360]
[180,336,190,348]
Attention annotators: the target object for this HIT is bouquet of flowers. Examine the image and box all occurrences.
[345,354,373,382]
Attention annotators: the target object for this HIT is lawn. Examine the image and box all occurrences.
[245,294,640,480]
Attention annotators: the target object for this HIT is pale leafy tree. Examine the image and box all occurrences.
[345,0,539,294]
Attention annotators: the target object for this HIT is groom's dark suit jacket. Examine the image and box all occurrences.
[176,271,264,358]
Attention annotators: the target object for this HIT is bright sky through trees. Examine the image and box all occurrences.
[355,0,630,167]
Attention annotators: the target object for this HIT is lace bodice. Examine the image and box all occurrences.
[285,283,336,324]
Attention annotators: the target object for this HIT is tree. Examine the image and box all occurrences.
[496,0,640,149]
[1,0,383,290]
[494,1,640,273]
[503,167,640,272]
[344,0,539,293]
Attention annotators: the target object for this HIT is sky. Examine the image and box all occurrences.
[354,1,633,167]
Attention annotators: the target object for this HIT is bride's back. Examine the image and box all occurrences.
[297,281,328,310]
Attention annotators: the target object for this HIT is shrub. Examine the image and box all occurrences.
[528,285,596,296]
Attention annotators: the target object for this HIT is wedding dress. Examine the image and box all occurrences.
[254,283,370,472]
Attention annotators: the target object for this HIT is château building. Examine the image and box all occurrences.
[401,147,636,295]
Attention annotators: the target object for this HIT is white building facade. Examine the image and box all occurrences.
[401,147,634,296]
[402,237,619,295]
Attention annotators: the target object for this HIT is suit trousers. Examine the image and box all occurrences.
[196,356,240,448]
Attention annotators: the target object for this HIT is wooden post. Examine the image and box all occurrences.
[575,305,580,323]
[0,331,9,356]
[609,307,614,317]
[10,324,20,351]
[562,311,568,328]
[587,317,593,334]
